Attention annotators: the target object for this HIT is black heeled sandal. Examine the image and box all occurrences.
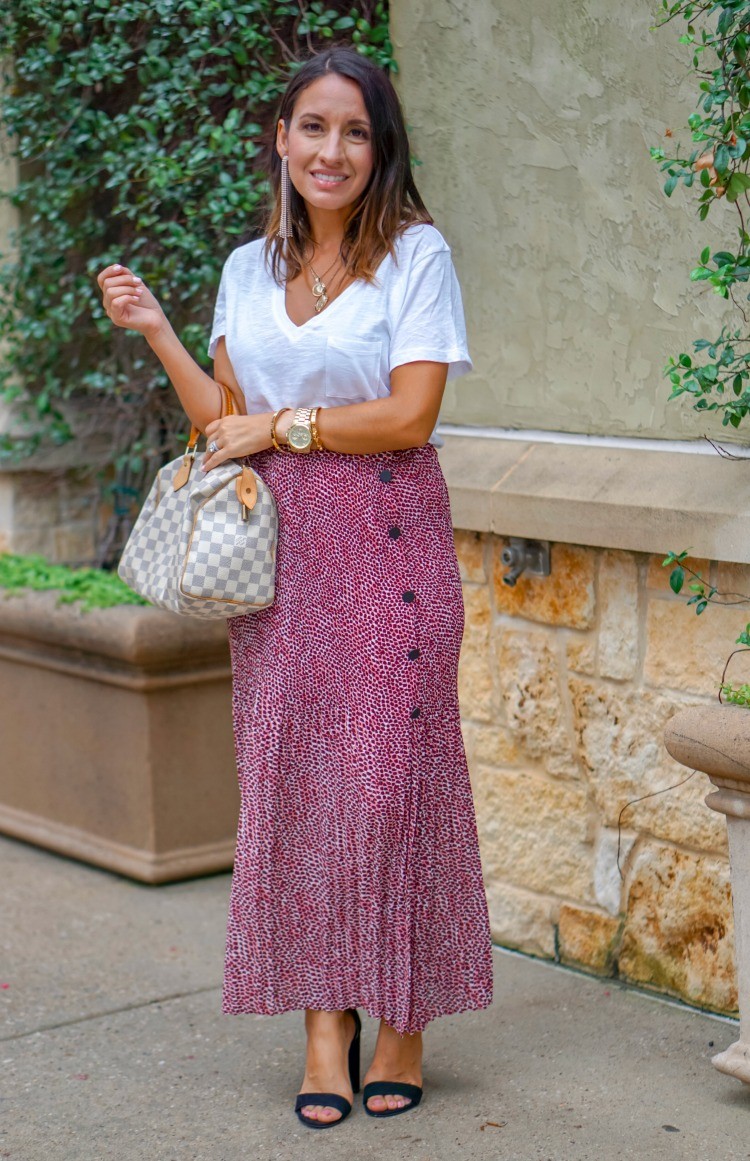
[363,1080,423,1117]
[295,1008,361,1130]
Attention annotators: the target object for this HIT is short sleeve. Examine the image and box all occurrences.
[389,247,473,381]
[207,252,232,360]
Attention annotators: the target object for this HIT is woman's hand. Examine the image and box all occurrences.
[201,413,275,472]
[96,263,168,339]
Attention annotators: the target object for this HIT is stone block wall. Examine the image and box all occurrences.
[0,468,104,565]
[456,529,740,1014]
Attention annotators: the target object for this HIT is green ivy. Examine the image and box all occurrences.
[0,551,149,610]
[652,2,750,429]
[0,1,393,565]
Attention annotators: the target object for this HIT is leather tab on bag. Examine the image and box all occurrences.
[173,453,195,492]
[236,465,257,513]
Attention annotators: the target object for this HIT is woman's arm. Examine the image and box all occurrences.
[99,265,448,467]
[144,320,227,433]
[96,263,251,434]
[200,360,448,472]
[309,362,448,453]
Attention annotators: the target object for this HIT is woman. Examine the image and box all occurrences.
[97,45,493,1130]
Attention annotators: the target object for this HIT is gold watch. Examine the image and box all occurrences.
[286,407,314,453]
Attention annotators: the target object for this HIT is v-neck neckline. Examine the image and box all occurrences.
[276,269,359,337]
[272,247,393,340]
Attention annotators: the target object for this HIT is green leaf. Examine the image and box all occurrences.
[714,143,730,173]
[669,565,685,594]
[726,171,750,202]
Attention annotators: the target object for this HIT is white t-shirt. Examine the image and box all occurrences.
[207,223,472,433]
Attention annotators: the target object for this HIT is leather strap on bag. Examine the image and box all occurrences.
[174,383,259,516]
[174,382,236,492]
[186,380,235,449]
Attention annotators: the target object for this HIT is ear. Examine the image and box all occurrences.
[276,119,288,158]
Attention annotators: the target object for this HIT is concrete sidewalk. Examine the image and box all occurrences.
[2,832,749,1161]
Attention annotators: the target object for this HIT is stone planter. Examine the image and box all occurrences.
[0,590,239,883]
[665,704,750,1085]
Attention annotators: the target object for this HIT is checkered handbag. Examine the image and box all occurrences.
[118,389,277,619]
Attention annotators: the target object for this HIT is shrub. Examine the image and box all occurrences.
[0,1,393,565]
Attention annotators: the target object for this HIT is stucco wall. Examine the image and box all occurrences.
[391,0,732,440]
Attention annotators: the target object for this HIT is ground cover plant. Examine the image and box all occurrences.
[0,551,148,609]
[0,1,392,566]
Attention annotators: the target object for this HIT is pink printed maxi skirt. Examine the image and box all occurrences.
[222,441,494,1035]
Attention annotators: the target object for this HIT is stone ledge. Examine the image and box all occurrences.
[437,433,750,563]
[0,590,230,682]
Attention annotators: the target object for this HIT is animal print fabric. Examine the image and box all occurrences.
[222,441,494,1035]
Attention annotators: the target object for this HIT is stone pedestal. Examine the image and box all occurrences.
[0,590,239,883]
[665,704,750,1084]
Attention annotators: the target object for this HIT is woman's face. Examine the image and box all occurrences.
[277,74,374,219]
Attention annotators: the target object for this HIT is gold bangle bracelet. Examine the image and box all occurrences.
[310,406,325,451]
[271,407,292,452]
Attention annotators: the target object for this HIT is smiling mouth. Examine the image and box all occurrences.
[310,172,349,184]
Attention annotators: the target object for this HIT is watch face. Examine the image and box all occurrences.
[288,424,311,450]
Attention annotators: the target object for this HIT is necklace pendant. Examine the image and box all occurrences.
[312,277,326,298]
[314,292,328,312]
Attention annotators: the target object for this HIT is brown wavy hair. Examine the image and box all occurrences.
[263,47,433,285]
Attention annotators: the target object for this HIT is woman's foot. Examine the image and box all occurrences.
[297,1009,357,1125]
[362,1020,423,1113]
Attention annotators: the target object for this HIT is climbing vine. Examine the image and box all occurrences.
[652,1,750,428]
[0,1,392,565]
[652,4,750,701]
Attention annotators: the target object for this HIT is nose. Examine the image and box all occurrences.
[318,131,345,166]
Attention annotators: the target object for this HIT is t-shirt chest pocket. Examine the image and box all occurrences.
[324,336,382,401]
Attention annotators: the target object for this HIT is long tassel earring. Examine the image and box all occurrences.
[278,155,293,240]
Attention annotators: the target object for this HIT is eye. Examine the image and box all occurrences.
[349,126,370,140]
[301,120,322,132]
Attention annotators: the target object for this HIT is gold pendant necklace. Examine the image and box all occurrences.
[307,254,342,313]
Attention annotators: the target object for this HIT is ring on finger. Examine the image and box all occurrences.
[207,440,220,454]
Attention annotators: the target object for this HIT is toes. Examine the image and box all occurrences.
[367,1093,412,1112]
[301,1103,341,1122]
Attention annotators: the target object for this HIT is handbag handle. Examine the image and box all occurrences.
[185,381,235,451]
[173,382,257,516]
[173,382,236,492]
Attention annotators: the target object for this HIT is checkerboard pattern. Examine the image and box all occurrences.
[118,456,277,619]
